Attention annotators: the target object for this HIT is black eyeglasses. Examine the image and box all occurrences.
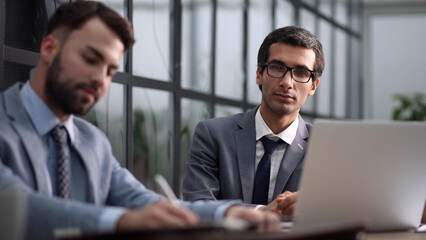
[262,62,315,83]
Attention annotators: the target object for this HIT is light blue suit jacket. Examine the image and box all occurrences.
[0,83,232,240]
[182,107,311,203]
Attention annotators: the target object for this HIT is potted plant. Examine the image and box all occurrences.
[392,93,426,121]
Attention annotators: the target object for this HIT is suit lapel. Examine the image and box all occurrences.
[236,107,258,203]
[273,116,309,198]
[4,84,52,195]
[72,131,99,204]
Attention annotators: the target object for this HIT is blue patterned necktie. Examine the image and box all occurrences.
[51,126,71,199]
[252,136,282,205]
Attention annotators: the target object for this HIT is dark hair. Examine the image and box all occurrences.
[257,26,324,81]
[47,0,134,50]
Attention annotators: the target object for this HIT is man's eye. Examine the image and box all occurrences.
[294,68,310,77]
[270,64,285,71]
[84,56,97,64]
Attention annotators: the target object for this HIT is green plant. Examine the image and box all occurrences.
[392,93,426,121]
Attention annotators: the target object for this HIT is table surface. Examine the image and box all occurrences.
[70,225,426,240]
[365,230,426,240]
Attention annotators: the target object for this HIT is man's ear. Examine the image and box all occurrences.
[40,35,60,64]
[308,78,320,96]
[256,67,263,87]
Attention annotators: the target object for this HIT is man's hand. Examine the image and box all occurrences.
[259,191,298,216]
[116,201,199,231]
[225,205,280,231]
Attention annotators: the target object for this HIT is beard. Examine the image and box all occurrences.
[45,52,99,116]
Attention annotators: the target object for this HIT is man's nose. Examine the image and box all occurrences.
[279,70,293,89]
[90,66,107,86]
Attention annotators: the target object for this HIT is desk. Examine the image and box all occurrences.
[72,224,362,240]
[70,226,425,240]
[365,230,426,240]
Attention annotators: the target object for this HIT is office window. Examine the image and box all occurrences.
[98,0,125,15]
[319,0,332,18]
[2,62,32,90]
[0,0,362,194]
[133,87,171,188]
[300,9,316,34]
[133,0,170,80]
[215,104,243,118]
[301,0,316,8]
[299,9,316,114]
[83,83,126,166]
[275,0,293,28]
[247,0,271,105]
[317,19,332,116]
[335,0,348,27]
[302,91,315,114]
[334,29,347,118]
[180,98,210,187]
[181,0,212,93]
[348,37,361,118]
[97,0,126,72]
[4,0,51,52]
[297,0,362,119]
[215,0,244,101]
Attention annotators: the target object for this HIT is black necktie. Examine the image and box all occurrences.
[51,126,71,199]
[252,137,282,205]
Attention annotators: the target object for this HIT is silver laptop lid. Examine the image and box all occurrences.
[0,190,27,240]
[293,120,426,231]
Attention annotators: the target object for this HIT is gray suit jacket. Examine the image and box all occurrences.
[182,107,311,203]
[0,83,231,240]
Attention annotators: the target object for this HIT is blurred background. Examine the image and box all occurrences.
[1,0,425,195]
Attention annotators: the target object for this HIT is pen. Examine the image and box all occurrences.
[154,174,180,205]
[154,174,254,230]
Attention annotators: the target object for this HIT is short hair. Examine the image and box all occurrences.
[47,0,134,50]
[257,26,324,81]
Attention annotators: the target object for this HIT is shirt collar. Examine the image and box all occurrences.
[20,81,75,142]
[255,107,299,145]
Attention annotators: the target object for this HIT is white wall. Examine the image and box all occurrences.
[363,3,426,120]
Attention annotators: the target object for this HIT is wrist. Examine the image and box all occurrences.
[116,210,132,232]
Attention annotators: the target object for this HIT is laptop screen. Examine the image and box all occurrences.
[293,120,426,231]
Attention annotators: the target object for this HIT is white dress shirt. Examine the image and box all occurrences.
[255,107,299,203]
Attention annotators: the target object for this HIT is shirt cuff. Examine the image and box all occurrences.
[98,207,127,233]
[254,205,264,211]
[213,201,244,219]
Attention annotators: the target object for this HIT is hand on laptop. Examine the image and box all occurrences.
[259,191,298,216]
[116,201,199,231]
[225,205,281,231]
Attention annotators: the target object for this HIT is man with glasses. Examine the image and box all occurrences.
[182,26,324,216]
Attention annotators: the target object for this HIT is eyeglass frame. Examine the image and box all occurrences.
[260,62,316,83]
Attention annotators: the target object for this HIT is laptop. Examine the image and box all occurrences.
[292,119,426,232]
[0,190,27,240]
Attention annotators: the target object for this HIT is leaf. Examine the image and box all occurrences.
[392,93,426,121]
